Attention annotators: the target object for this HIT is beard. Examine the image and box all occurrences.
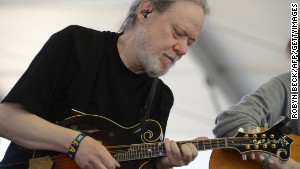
[135,33,181,77]
[142,51,180,77]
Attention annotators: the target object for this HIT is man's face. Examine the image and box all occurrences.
[137,1,205,77]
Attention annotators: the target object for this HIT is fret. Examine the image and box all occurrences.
[139,144,142,159]
[117,153,121,162]
[147,143,151,158]
[145,144,148,158]
[119,152,122,162]
[123,151,126,161]
[152,143,155,157]
[150,143,153,157]
[204,140,210,150]
[138,144,141,159]
[114,154,117,161]
[142,144,146,158]
[155,143,158,157]
[140,144,143,159]
[146,144,149,158]
[125,149,128,161]
[154,143,158,157]
[210,139,219,149]
[158,142,161,156]
[160,142,165,156]
[130,146,133,160]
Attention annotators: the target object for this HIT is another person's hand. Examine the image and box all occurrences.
[245,152,300,169]
[239,126,300,169]
[156,137,207,169]
[75,136,120,169]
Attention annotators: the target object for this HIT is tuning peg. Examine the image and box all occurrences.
[251,152,255,160]
[242,154,247,160]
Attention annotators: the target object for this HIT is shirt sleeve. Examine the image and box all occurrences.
[2,25,82,118]
[212,74,287,137]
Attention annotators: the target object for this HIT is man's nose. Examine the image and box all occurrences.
[173,38,188,56]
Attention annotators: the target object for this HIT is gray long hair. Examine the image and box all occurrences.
[119,0,208,32]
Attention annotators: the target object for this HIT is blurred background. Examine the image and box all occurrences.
[0,0,297,168]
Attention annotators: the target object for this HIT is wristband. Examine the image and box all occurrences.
[68,133,86,158]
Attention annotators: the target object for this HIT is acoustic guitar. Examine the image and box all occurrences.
[209,130,300,169]
[29,110,295,169]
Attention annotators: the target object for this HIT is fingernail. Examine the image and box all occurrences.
[238,128,244,132]
[259,154,265,161]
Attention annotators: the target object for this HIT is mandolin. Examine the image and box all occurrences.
[209,134,300,169]
[29,110,295,169]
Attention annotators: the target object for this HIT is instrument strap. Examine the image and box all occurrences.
[140,77,158,131]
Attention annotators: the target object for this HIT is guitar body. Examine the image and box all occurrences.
[31,114,163,169]
[209,134,300,169]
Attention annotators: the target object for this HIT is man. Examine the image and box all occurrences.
[213,36,300,169]
[0,0,208,168]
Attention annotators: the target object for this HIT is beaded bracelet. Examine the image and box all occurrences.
[68,133,86,158]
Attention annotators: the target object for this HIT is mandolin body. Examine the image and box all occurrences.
[30,114,163,169]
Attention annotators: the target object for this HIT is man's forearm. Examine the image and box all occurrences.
[0,102,79,153]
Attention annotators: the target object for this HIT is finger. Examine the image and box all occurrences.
[109,153,120,168]
[104,148,120,167]
[100,147,120,168]
[95,161,107,169]
[180,144,193,163]
[180,143,198,164]
[169,140,182,163]
[164,138,173,159]
[193,136,208,140]
[165,138,181,165]
[238,127,245,132]
[185,143,198,159]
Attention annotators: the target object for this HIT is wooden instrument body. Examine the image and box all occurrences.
[209,134,300,169]
[31,114,163,169]
[29,113,295,169]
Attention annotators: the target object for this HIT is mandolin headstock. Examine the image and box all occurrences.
[229,117,294,161]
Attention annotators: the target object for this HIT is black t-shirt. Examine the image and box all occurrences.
[1,25,174,167]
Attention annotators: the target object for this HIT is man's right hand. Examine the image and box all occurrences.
[74,136,120,169]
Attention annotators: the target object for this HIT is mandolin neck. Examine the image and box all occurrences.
[114,138,235,162]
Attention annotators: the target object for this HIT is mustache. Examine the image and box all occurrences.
[160,51,181,63]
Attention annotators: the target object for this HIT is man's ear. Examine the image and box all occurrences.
[137,0,153,22]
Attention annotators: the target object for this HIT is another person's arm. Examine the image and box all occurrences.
[213,75,287,138]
